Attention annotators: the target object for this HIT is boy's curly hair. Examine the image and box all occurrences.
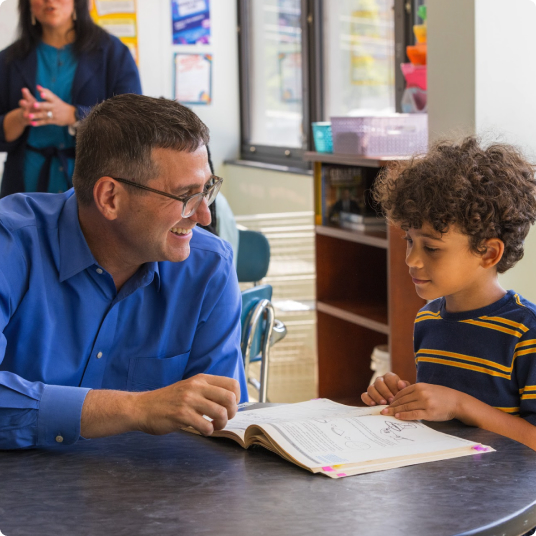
[374,137,536,273]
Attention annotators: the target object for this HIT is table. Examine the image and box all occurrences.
[1,415,536,536]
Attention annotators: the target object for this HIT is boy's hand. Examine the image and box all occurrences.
[361,372,411,406]
[380,383,461,421]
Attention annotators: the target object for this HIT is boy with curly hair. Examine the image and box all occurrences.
[361,137,536,449]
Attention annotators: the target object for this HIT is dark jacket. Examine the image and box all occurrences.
[0,34,142,197]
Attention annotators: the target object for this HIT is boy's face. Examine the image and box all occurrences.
[405,223,494,307]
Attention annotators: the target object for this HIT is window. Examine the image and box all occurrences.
[322,0,396,118]
[249,0,303,149]
[238,0,418,168]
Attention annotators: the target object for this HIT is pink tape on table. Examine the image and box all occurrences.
[336,473,347,477]
[322,466,334,472]
[472,445,490,452]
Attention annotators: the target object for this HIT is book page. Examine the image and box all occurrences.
[226,399,381,432]
[225,399,486,470]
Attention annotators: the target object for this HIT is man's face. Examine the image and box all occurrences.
[405,222,487,304]
[117,146,212,265]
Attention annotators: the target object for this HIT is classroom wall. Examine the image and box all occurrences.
[427,0,475,142]
[223,165,313,216]
[427,0,536,301]
[136,0,241,175]
[475,0,536,299]
[0,0,17,50]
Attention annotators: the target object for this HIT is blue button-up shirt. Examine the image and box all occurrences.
[0,190,247,449]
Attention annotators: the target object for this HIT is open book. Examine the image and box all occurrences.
[185,399,494,478]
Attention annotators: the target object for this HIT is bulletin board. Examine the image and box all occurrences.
[173,53,212,105]
[89,0,139,63]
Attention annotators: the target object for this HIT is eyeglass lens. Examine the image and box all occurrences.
[183,178,222,218]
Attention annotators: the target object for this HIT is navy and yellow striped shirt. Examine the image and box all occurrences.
[415,290,536,424]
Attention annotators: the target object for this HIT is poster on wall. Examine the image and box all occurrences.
[171,0,211,45]
[174,53,212,105]
[89,0,139,63]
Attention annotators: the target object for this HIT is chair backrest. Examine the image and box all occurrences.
[236,229,270,283]
[241,284,273,362]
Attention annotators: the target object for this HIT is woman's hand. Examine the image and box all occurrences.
[3,88,36,142]
[27,85,76,127]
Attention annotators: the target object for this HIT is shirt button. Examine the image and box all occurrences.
[96,352,103,359]
[59,143,65,149]
[96,268,103,274]
[55,435,64,443]
[59,166,64,172]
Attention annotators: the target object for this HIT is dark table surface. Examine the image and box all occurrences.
[1,411,536,536]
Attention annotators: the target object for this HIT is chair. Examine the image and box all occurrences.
[236,229,270,284]
[241,285,287,403]
[237,229,286,401]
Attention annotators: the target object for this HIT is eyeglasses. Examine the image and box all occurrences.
[112,175,223,218]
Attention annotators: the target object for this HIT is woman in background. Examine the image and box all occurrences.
[0,0,141,196]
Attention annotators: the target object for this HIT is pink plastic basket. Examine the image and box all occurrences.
[331,114,428,157]
[401,63,427,90]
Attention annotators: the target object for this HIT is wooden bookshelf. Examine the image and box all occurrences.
[308,152,425,404]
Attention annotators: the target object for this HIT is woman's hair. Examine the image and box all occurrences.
[201,144,218,236]
[374,136,536,273]
[6,0,109,61]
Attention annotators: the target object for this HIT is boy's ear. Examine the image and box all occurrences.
[480,238,504,269]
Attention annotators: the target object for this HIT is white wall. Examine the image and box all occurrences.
[475,0,536,297]
[0,0,17,49]
[475,0,536,158]
[223,164,313,215]
[427,0,475,143]
[428,0,536,301]
[137,0,241,174]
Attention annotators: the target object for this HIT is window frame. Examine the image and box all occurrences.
[237,0,418,169]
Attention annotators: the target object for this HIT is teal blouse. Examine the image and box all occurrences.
[24,42,78,193]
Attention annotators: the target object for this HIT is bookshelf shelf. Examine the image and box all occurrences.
[304,151,405,168]
[316,225,388,249]
[311,156,425,400]
[317,300,389,334]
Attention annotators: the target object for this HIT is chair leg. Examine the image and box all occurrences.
[258,303,275,403]
[242,299,273,402]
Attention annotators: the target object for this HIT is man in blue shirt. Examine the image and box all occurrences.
[0,94,247,449]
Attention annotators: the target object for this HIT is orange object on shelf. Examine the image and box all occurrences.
[406,43,427,66]
[413,24,427,44]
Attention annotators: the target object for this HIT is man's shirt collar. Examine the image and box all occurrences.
[57,193,160,290]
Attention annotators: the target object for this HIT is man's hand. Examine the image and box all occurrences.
[136,374,240,436]
[361,372,411,406]
[80,374,240,439]
[379,383,462,421]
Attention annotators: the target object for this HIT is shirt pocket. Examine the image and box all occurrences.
[126,351,191,392]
